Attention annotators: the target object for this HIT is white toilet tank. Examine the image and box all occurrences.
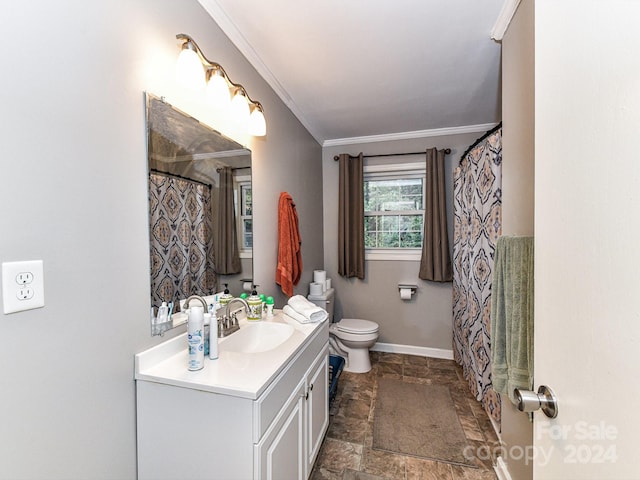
[308,288,335,322]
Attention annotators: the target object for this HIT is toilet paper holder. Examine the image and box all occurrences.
[398,284,417,295]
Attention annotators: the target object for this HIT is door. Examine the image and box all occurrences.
[533,2,640,477]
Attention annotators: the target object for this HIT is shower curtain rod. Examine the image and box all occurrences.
[150,169,211,189]
[333,148,451,161]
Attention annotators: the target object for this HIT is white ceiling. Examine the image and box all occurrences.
[198,0,504,145]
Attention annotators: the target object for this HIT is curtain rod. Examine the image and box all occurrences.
[333,148,451,161]
[458,122,502,165]
[150,168,212,189]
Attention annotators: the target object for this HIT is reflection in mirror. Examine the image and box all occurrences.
[145,93,252,335]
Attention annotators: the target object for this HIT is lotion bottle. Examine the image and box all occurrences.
[187,306,205,371]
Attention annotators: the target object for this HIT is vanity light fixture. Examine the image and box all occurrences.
[176,40,206,90]
[230,88,250,126]
[175,33,266,137]
[205,68,231,108]
[249,104,267,137]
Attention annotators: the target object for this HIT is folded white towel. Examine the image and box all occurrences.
[284,295,328,323]
[283,305,312,323]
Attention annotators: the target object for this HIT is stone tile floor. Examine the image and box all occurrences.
[310,351,500,480]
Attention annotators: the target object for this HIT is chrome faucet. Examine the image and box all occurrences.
[184,295,209,313]
[219,297,249,337]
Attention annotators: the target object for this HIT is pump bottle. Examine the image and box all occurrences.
[187,306,205,371]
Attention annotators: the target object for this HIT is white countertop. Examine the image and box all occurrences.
[135,310,325,400]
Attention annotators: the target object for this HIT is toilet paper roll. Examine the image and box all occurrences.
[400,287,412,300]
[309,282,324,296]
[313,270,326,285]
[242,281,252,292]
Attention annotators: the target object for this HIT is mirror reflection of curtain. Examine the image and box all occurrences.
[214,167,241,274]
[148,172,216,310]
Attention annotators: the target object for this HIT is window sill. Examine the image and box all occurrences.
[365,250,422,262]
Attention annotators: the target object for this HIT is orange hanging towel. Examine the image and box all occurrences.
[276,192,302,297]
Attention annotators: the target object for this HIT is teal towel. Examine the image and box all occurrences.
[491,236,534,404]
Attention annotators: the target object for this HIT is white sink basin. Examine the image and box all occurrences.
[220,321,295,354]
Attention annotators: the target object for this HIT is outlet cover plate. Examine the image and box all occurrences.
[2,260,45,314]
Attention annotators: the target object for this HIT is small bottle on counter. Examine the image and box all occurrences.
[209,308,219,360]
[203,312,211,357]
[259,294,267,318]
[247,285,263,321]
[187,306,205,371]
[157,301,169,324]
[266,296,275,318]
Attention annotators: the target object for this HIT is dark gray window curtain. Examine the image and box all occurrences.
[214,167,241,274]
[419,148,452,282]
[338,153,365,279]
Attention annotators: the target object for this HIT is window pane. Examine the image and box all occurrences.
[364,178,423,212]
[365,231,377,248]
[399,214,423,231]
[243,219,253,248]
[380,231,399,248]
[400,231,422,248]
[241,185,252,216]
[381,215,399,232]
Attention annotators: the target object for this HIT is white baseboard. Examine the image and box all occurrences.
[371,342,454,360]
[494,456,512,480]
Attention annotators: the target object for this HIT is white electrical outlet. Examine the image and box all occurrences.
[2,260,45,314]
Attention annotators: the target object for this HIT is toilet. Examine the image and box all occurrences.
[308,288,379,373]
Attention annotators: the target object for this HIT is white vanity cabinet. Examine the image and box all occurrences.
[136,315,329,480]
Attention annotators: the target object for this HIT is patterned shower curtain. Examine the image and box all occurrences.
[148,172,216,310]
[452,125,502,425]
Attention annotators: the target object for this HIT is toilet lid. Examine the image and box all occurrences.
[337,318,379,334]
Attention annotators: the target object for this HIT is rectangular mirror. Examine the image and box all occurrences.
[145,93,252,335]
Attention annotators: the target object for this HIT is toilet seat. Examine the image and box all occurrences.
[336,318,379,335]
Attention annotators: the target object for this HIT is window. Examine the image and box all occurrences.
[364,163,425,261]
[234,176,252,257]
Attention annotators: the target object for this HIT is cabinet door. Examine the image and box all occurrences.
[306,346,329,477]
[255,381,305,480]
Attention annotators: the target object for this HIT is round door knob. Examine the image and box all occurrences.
[514,385,558,418]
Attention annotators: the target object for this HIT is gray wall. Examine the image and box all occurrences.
[0,1,322,478]
[322,132,485,351]
[500,0,535,479]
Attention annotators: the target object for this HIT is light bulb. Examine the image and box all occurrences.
[176,44,205,90]
[249,107,266,136]
[206,70,231,109]
[230,90,250,126]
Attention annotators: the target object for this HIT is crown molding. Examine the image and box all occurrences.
[491,0,522,41]
[197,0,324,144]
[322,123,498,147]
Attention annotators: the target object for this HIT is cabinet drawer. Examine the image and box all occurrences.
[253,322,328,442]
